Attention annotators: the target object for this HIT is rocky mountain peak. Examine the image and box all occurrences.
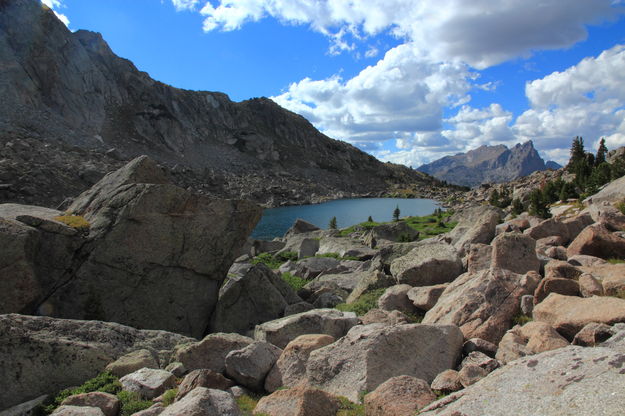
[417,141,560,187]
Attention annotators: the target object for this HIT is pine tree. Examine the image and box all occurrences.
[567,136,586,172]
[488,189,500,207]
[393,205,401,222]
[367,216,373,223]
[511,198,524,215]
[329,216,337,229]
[596,138,608,166]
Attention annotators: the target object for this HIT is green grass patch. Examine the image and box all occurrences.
[39,372,122,414]
[512,314,533,326]
[338,221,381,237]
[314,253,360,261]
[608,258,625,264]
[337,396,365,416]
[337,211,456,241]
[117,391,153,416]
[236,394,269,416]
[335,288,386,316]
[161,388,178,407]
[281,272,307,292]
[251,251,298,269]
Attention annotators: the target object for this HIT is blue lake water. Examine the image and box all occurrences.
[252,198,442,240]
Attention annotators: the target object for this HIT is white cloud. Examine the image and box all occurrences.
[190,0,621,67]
[514,45,625,164]
[272,43,473,148]
[41,0,70,26]
[172,0,200,11]
[177,0,624,168]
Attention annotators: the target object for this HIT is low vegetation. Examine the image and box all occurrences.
[236,394,269,416]
[38,372,153,416]
[53,213,90,232]
[512,314,532,326]
[338,209,456,240]
[337,396,365,416]
[251,251,298,269]
[281,272,307,292]
[335,288,386,316]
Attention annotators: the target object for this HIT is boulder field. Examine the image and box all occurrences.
[3,160,625,415]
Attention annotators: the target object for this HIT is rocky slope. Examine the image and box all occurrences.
[0,0,444,209]
[4,162,625,414]
[418,141,561,187]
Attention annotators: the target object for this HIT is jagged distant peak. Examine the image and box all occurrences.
[417,141,552,187]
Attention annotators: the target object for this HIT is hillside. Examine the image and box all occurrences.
[417,141,561,187]
[0,0,443,208]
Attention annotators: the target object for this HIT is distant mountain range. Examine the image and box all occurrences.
[417,141,561,187]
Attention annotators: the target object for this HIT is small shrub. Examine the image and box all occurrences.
[329,216,338,229]
[616,199,625,215]
[161,388,178,406]
[281,272,307,292]
[54,214,90,232]
[117,391,152,416]
[335,288,386,316]
[251,253,282,269]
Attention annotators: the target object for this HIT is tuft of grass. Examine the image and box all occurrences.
[281,272,307,292]
[338,221,381,237]
[251,251,297,269]
[608,258,625,264]
[512,314,533,326]
[236,394,269,416]
[316,252,341,259]
[337,396,365,416]
[117,391,153,416]
[161,388,178,407]
[335,288,386,316]
[616,198,625,215]
[54,214,90,232]
[39,372,122,414]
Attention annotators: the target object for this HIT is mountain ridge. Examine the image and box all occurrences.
[0,0,446,208]
[417,141,561,187]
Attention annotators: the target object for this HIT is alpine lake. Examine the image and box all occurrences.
[252,197,444,240]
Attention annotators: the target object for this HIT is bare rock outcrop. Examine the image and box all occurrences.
[423,268,539,344]
[0,314,192,410]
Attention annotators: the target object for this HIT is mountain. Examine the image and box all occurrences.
[0,0,443,208]
[417,141,561,187]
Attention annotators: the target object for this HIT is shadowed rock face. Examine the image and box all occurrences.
[0,0,437,208]
[0,156,262,338]
[418,141,559,187]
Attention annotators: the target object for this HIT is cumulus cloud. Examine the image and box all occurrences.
[171,0,200,11]
[190,0,620,67]
[273,44,472,148]
[175,0,624,167]
[514,45,625,163]
[41,0,69,26]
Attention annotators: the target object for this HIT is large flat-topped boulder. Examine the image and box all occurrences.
[390,241,463,286]
[566,223,625,259]
[0,156,262,337]
[254,309,359,349]
[305,323,463,402]
[0,314,192,411]
[533,294,625,339]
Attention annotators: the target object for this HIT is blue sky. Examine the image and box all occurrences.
[43,0,625,167]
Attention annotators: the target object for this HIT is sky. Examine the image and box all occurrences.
[41,0,625,167]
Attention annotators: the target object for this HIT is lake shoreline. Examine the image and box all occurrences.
[252,197,445,241]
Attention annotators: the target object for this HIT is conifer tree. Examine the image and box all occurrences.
[596,138,608,166]
[393,205,400,222]
[329,216,337,229]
